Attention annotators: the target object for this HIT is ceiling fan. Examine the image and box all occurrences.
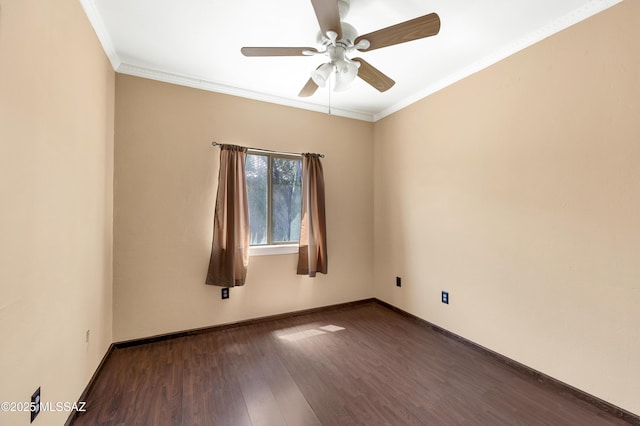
[241,0,440,97]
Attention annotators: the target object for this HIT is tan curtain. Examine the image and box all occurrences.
[206,145,250,287]
[297,154,328,276]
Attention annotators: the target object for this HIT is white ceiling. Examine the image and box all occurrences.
[83,0,621,121]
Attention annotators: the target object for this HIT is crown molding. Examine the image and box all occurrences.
[373,0,623,121]
[116,63,374,122]
[79,0,121,70]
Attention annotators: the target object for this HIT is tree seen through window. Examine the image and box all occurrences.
[246,153,302,245]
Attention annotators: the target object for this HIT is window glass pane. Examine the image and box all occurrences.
[271,157,302,243]
[246,154,268,245]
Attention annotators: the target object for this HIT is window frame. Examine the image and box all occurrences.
[246,150,302,256]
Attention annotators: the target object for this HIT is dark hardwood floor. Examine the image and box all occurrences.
[72,302,631,425]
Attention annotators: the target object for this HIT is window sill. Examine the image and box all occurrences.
[249,244,299,257]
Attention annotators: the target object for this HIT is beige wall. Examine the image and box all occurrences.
[113,75,373,341]
[373,1,639,415]
[0,0,115,424]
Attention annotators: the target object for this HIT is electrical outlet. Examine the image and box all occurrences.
[31,387,40,423]
[442,291,449,304]
[221,288,229,299]
[396,277,401,287]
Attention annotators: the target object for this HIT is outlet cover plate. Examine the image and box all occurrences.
[221,288,229,299]
[442,291,449,304]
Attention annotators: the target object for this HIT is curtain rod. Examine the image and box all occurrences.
[211,141,325,158]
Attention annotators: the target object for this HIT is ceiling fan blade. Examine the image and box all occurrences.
[355,13,440,52]
[298,78,319,97]
[310,0,342,40]
[352,58,395,92]
[241,47,318,57]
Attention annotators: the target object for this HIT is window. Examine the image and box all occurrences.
[245,152,302,253]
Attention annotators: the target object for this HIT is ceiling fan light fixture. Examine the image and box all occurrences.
[311,62,334,87]
[333,59,359,91]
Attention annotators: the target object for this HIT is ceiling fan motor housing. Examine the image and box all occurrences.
[338,0,350,20]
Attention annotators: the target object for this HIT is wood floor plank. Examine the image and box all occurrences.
[71,302,633,425]
[249,328,322,426]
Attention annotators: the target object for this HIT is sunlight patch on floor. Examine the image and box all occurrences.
[278,329,326,341]
[318,325,345,332]
[278,325,346,342]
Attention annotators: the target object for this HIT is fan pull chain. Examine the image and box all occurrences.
[328,69,332,116]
